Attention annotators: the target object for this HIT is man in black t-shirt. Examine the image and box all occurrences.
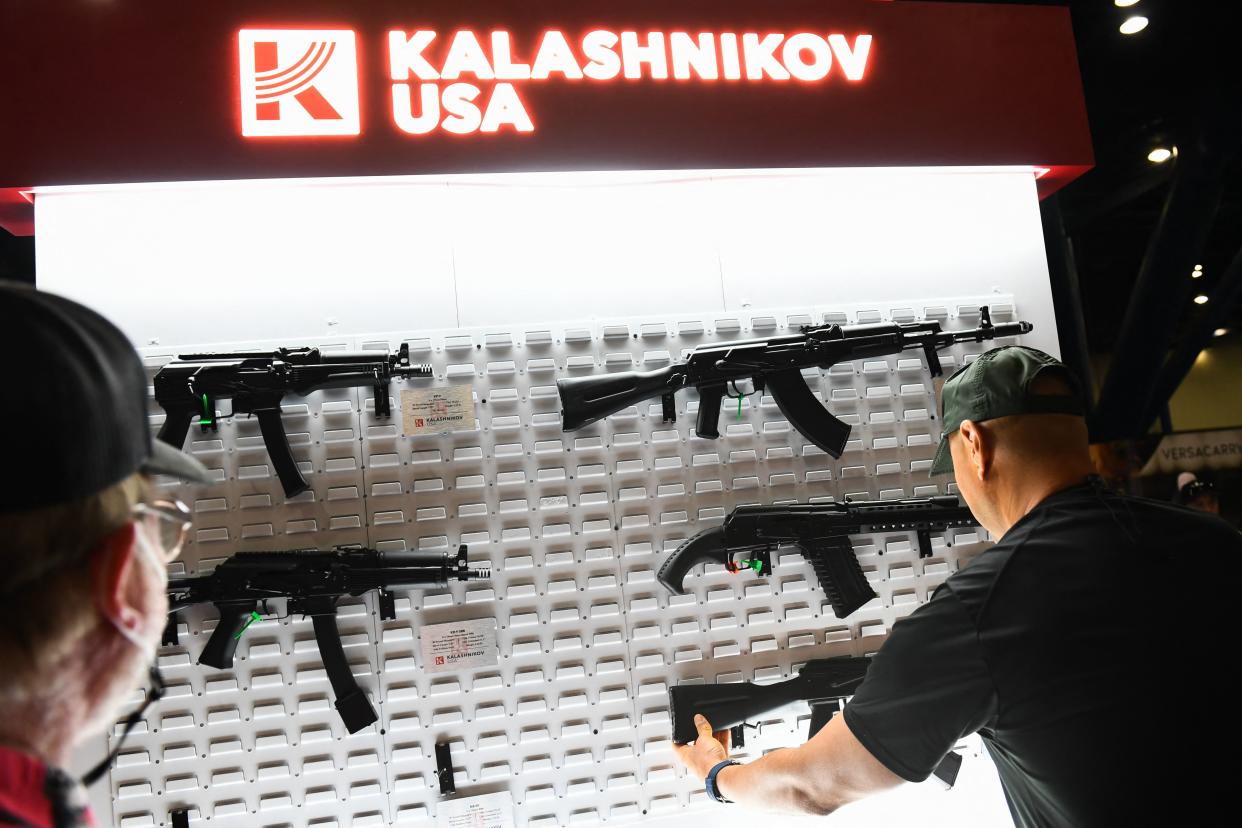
[673,346,1241,825]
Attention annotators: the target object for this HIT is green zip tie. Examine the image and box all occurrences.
[199,393,212,426]
[737,395,743,419]
[233,610,262,640]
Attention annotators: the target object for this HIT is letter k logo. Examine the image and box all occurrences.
[238,29,361,136]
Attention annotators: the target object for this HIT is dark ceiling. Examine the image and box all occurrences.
[3,0,1238,358]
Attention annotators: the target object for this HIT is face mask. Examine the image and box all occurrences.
[102,524,166,650]
[82,522,168,787]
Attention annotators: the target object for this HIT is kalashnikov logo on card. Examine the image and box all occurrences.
[238,29,360,136]
[236,28,873,138]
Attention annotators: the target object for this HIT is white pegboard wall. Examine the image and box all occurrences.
[108,297,1018,827]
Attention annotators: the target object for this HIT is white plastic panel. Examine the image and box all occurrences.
[99,298,1022,827]
[35,166,1049,827]
[34,167,1060,360]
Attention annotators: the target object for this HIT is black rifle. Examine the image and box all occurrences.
[658,496,978,618]
[558,305,1030,456]
[166,544,489,733]
[154,345,432,497]
[669,656,962,788]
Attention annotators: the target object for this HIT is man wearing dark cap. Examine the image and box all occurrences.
[674,345,1240,824]
[0,283,212,828]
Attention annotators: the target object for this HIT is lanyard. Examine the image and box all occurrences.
[81,665,165,787]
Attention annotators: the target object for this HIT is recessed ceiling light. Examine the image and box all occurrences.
[1115,0,1140,7]
[1194,295,1209,305]
[1214,328,1229,337]
[1194,264,1203,271]
[1147,147,1172,163]
[1120,16,1149,35]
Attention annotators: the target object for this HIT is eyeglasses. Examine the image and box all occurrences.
[131,498,192,562]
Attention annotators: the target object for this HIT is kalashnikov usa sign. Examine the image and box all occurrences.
[240,29,874,137]
[0,1,1094,235]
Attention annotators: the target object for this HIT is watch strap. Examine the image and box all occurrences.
[705,759,740,804]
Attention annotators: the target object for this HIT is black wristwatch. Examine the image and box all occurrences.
[705,759,741,803]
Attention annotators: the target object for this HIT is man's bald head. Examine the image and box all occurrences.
[948,372,1094,538]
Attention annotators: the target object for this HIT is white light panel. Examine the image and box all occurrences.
[34,166,1052,828]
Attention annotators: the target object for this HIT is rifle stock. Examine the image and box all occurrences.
[669,656,870,744]
[656,526,728,594]
[669,656,963,788]
[558,365,681,431]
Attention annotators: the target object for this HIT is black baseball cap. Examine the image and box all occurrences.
[929,346,1086,476]
[1,282,212,513]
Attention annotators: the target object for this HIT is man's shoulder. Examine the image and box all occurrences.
[936,520,1033,615]
[1113,492,1242,539]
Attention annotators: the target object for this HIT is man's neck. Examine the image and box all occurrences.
[0,693,85,769]
[0,633,125,770]
[994,466,1094,539]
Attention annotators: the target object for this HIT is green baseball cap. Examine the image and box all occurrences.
[929,346,1085,476]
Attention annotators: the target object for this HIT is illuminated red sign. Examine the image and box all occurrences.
[238,28,875,137]
[238,30,361,137]
[0,0,1095,235]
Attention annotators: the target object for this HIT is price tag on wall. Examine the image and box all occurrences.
[401,383,477,436]
[437,792,516,828]
[420,618,499,674]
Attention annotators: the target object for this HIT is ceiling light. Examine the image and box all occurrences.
[1120,16,1149,34]
[1215,328,1229,337]
[1194,264,1203,270]
[1147,147,1172,163]
[1194,294,1209,305]
[1115,0,1140,7]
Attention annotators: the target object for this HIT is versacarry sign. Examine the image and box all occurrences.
[1139,429,1242,476]
[0,0,1093,234]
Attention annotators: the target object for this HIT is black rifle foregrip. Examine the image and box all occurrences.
[255,406,310,498]
[695,382,726,439]
[156,405,195,448]
[198,603,252,670]
[806,540,877,619]
[657,526,729,594]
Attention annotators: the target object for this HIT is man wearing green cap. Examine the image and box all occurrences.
[675,345,1240,825]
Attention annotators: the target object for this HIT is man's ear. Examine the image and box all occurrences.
[91,522,143,636]
[958,419,991,480]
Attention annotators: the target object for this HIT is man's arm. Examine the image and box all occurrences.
[672,588,995,813]
[673,711,903,815]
